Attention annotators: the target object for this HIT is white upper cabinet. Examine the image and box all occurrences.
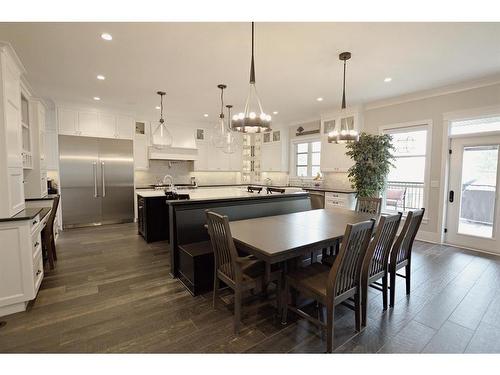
[319,111,360,173]
[260,129,288,172]
[58,108,79,135]
[116,115,134,139]
[57,106,134,140]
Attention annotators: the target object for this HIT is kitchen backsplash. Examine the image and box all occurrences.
[134,160,242,187]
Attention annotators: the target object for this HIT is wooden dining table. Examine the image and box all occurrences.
[229,207,379,265]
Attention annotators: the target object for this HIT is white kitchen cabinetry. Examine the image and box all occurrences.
[193,129,242,172]
[324,191,356,210]
[24,100,48,198]
[0,213,46,317]
[320,112,361,173]
[260,130,288,172]
[57,106,134,140]
[0,43,26,217]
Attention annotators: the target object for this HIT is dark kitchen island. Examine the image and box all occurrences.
[162,187,311,294]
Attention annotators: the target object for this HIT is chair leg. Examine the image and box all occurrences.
[405,264,411,295]
[212,276,219,308]
[382,273,388,311]
[361,282,368,327]
[275,276,282,320]
[326,302,335,353]
[234,289,242,334]
[51,237,57,261]
[354,293,361,332]
[47,241,55,270]
[389,268,396,308]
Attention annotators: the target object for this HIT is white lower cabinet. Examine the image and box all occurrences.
[0,214,45,317]
[324,191,356,210]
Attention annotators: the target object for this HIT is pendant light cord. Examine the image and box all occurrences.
[249,22,255,84]
[341,59,346,110]
[220,86,225,119]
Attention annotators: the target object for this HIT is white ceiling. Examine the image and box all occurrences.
[1,22,499,126]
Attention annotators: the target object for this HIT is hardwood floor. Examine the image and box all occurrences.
[1,222,500,353]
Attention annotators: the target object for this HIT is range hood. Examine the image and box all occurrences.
[149,146,198,161]
[148,123,198,161]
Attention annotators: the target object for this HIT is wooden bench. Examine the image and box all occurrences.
[178,241,214,296]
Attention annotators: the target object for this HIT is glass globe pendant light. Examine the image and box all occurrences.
[231,22,272,133]
[328,52,359,144]
[221,104,239,154]
[211,84,235,153]
[152,91,173,149]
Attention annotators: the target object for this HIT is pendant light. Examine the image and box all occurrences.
[231,22,271,133]
[152,91,173,149]
[222,104,238,154]
[328,52,359,144]
[211,84,235,154]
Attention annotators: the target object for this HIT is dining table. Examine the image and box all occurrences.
[229,207,379,265]
[229,207,380,320]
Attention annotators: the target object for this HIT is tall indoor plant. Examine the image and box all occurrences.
[345,132,395,197]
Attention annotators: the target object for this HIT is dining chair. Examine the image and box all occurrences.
[282,219,375,353]
[205,210,281,334]
[42,195,60,270]
[355,197,382,214]
[389,208,425,307]
[360,213,402,326]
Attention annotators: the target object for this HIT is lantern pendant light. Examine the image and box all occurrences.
[152,91,173,149]
[328,52,359,144]
[231,22,272,133]
[211,84,235,154]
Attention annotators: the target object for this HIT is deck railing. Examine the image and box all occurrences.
[384,181,425,211]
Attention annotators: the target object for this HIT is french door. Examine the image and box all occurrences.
[446,135,500,254]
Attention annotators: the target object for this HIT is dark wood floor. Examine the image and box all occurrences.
[1,222,500,353]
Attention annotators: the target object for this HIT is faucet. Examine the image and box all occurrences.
[162,174,174,190]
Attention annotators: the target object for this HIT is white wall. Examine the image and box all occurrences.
[363,81,500,241]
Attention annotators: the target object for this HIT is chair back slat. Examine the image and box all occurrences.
[205,210,239,281]
[355,197,382,215]
[327,220,375,297]
[391,208,425,266]
[365,213,402,277]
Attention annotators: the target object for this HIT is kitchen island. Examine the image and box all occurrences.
[136,186,311,294]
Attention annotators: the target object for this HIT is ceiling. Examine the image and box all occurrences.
[0,22,499,127]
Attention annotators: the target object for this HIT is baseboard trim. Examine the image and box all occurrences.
[0,301,27,318]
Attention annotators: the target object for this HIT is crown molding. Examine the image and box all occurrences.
[0,41,27,75]
[365,73,500,111]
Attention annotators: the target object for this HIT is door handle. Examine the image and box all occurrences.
[449,190,454,203]
[101,161,106,197]
[93,162,98,198]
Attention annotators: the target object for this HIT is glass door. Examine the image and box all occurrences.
[446,135,500,253]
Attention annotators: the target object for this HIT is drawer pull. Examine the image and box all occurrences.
[34,241,40,248]
[32,219,38,226]
[36,270,42,276]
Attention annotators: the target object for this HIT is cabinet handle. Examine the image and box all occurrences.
[34,241,39,248]
[32,219,38,226]
[36,270,42,276]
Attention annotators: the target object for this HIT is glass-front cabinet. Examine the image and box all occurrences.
[21,93,33,169]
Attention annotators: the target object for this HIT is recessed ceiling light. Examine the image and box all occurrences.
[384,77,392,82]
[155,106,161,110]
[203,114,209,117]
[316,97,324,102]
[93,97,101,101]
[101,33,113,41]
[97,75,106,80]
[273,111,279,115]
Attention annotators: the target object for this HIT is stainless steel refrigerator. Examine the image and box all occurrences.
[59,135,134,228]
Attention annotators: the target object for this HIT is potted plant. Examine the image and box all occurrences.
[345,132,395,197]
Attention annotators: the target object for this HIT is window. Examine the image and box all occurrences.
[381,124,430,213]
[294,140,321,177]
[451,116,500,136]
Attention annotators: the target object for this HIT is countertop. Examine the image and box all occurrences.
[25,194,59,201]
[136,184,356,194]
[136,186,305,201]
[0,207,51,222]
